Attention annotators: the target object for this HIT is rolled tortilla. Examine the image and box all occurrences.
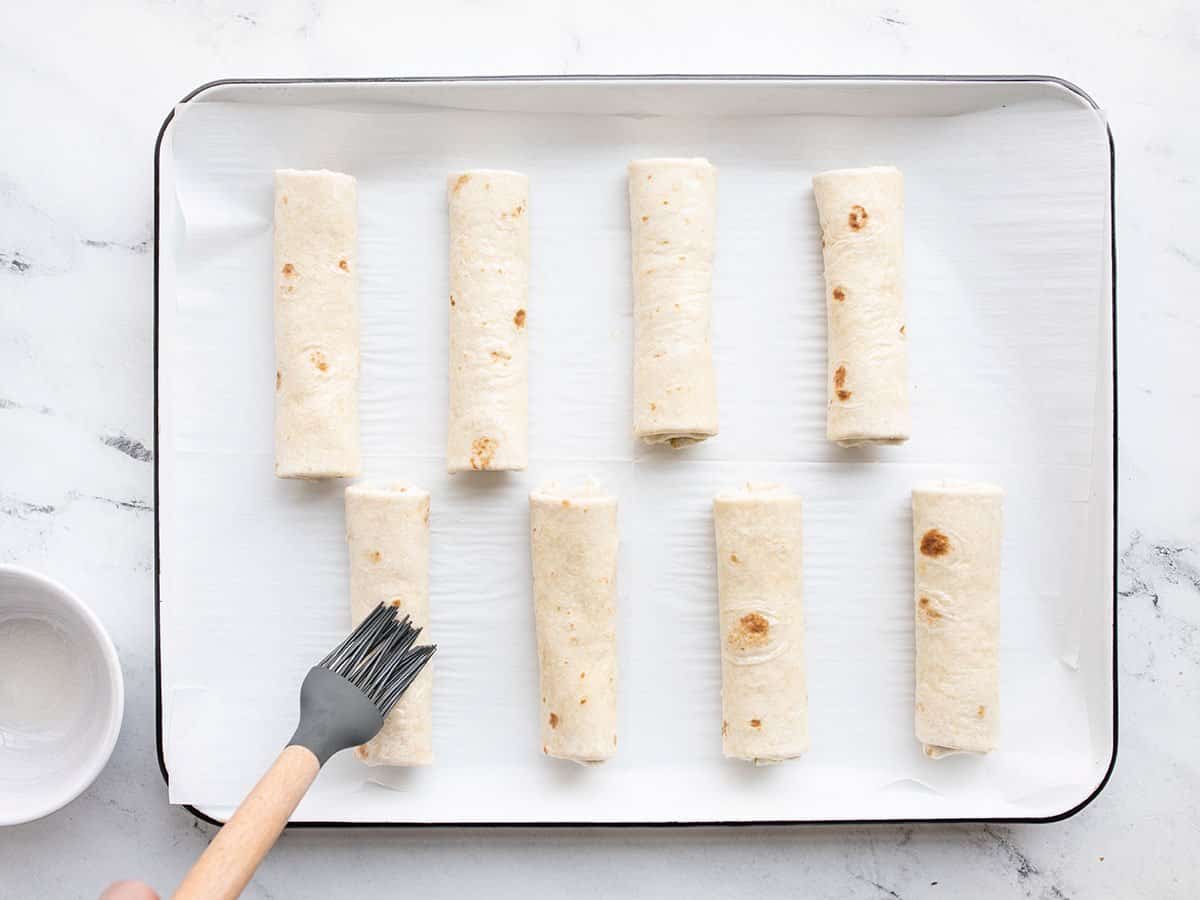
[912,481,1003,759]
[529,481,618,764]
[713,484,808,764]
[273,169,361,478]
[446,170,530,472]
[345,483,432,766]
[812,166,910,447]
[629,158,719,447]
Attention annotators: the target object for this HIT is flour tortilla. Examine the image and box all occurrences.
[713,484,808,764]
[912,481,1003,758]
[812,166,910,447]
[629,158,719,447]
[345,483,432,766]
[446,170,530,472]
[529,481,619,764]
[273,169,361,478]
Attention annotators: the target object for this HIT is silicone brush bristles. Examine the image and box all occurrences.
[317,603,436,717]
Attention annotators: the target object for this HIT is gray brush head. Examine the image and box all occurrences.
[288,604,436,765]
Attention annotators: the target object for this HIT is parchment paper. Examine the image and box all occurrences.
[158,81,1112,822]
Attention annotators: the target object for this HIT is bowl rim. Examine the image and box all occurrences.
[0,564,125,827]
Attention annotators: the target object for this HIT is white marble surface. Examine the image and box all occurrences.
[0,0,1195,897]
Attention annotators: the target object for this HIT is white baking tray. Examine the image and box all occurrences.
[154,76,1115,825]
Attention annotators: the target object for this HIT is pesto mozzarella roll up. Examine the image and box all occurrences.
[529,481,619,764]
[629,158,719,448]
[346,483,433,766]
[912,481,1003,759]
[446,170,530,472]
[273,169,361,478]
[713,484,808,764]
[812,166,910,447]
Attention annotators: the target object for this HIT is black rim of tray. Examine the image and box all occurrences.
[153,74,1118,829]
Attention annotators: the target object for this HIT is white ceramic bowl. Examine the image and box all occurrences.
[0,565,124,826]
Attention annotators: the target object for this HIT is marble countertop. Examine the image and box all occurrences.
[1,0,1196,897]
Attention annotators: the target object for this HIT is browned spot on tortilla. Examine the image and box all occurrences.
[514,308,526,328]
[275,370,281,391]
[548,712,559,729]
[662,199,669,206]
[647,174,653,180]
[354,745,367,760]
[368,550,382,564]
[543,745,548,754]
[848,204,868,230]
[920,529,951,557]
[649,402,657,411]
[281,195,288,205]
[449,295,455,307]
[836,389,852,401]
[579,698,587,705]
[977,705,987,718]
[387,597,403,608]
[834,365,847,389]
[833,286,845,301]
[749,718,762,729]
[580,671,586,679]
[659,239,670,246]
[282,263,295,276]
[453,174,470,193]
[641,215,649,222]
[721,720,728,736]
[512,204,524,217]
[338,259,349,272]
[900,325,906,335]
[422,500,431,526]
[613,734,617,746]
[916,702,925,713]
[469,436,498,470]
[730,553,739,563]
[484,182,491,191]
[918,596,942,620]
[678,256,686,262]
[285,285,294,294]
[310,350,329,372]
[561,499,570,508]
[729,612,771,650]
[742,613,768,635]
[490,349,512,362]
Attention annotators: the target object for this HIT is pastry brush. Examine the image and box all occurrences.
[173,603,435,900]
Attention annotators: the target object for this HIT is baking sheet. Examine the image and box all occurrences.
[156,79,1113,823]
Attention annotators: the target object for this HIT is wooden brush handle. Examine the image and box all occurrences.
[173,745,320,900]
